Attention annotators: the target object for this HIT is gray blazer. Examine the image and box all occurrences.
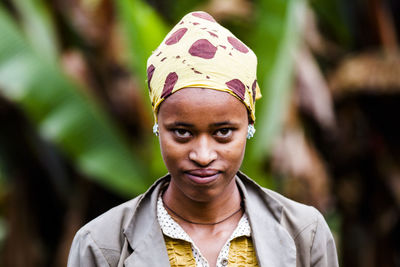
[68,172,339,266]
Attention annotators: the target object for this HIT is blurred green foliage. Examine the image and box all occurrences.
[117,0,168,89]
[242,0,306,187]
[11,0,58,61]
[0,4,147,196]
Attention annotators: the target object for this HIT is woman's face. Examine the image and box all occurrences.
[158,88,248,202]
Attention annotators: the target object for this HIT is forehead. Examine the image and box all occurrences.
[157,88,248,123]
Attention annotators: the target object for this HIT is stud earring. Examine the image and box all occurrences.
[153,123,159,136]
[247,124,255,139]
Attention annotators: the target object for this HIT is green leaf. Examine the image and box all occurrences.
[249,0,306,159]
[0,7,148,196]
[11,0,58,61]
[115,0,169,179]
[242,0,306,186]
[116,0,168,89]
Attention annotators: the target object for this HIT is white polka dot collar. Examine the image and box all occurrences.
[157,193,251,267]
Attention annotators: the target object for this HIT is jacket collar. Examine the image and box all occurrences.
[236,172,297,266]
[123,175,171,267]
[123,172,296,267]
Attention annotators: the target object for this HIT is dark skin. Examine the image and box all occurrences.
[157,88,249,267]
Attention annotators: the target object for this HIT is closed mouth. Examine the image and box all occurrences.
[184,169,221,184]
[185,169,220,177]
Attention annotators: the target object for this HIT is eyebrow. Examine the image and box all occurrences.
[212,121,239,127]
[165,122,194,127]
[165,121,239,128]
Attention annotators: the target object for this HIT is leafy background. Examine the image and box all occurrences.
[0,0,399,266]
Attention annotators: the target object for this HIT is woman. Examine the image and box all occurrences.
[68,11,338,267]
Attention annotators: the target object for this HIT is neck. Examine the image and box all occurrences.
[162,177,242,225]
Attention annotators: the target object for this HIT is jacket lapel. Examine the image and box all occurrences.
[123,220,170,267]
[237,173,297,267]
[123,177,171,267]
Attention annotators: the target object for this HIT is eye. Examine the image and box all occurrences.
[173,129,192,138]
[214,128,233,138]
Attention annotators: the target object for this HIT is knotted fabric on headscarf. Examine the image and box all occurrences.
[147,11,261,122]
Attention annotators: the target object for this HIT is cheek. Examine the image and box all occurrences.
[159,137,186,165]
[221,138,246,164]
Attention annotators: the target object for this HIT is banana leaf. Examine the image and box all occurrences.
[116,0,168,90]
[116,0,169,178]
[12,0,58,62]
[0,6,148,197]
[242,0,306,186]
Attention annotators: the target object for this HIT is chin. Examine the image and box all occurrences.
[185,189,222,203]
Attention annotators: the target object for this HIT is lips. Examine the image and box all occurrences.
[184,169,220,184]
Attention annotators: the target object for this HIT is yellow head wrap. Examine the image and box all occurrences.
[147,11,261,122]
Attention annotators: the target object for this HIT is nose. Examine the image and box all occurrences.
[188,135,217,166]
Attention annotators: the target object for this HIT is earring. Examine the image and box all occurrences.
[153,123,159,136]
[247,124,255,139]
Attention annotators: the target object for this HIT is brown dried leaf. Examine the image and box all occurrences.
[329,51,400,97]
[294,45,336,129]
[61,50,91,90]
[271,124,332,212]
[201,0,253,21]
[54,0,113,46]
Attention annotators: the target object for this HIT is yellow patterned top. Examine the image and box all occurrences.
[164,235,259,267]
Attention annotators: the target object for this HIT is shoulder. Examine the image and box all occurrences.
[77,195,142,248]
[67,195,143,267]
[238,172,322,237]
[68,175,169,267]
[249,178,331,242]
[72,175,169,251]
[262,188,322,237]
[238,172,338,266]
[264,189,338,266]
